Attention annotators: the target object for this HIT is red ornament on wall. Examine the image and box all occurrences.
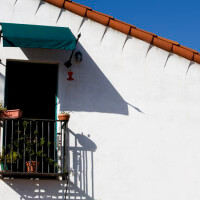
[67,71,74,81]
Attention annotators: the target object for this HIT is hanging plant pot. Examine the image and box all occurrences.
[67,71,74,81]
[26,161,40,173]
[58,113,70,121]
[0,109,23,119]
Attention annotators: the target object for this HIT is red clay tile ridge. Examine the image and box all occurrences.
[42,0,200,64]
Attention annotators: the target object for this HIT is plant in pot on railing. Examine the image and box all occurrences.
[0,103,7,118]
[0,148,7,171]
[58,111,70,121]
[22,122,56,173]
[1,120,58,173]
[17,121,41,173]
[0,146,21,171]
[24,126,45,172]
[0,103,23,119]
[25,137,58,172]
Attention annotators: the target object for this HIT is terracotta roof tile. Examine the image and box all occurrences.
[131,28,153,43]
[109,19,131,35]
[91,10,113,19]
[136,28,156,36]
[44,0,200,64]
[194,54,200,64]
[113,19,136,29]
[157,36,179,45]
[43,0,65,8]
[64,1,87,17]
[71,1,92,10]
[172,45,194,60]
[179,45,198,54]
[86,10,110,26]
[153,37,172,52]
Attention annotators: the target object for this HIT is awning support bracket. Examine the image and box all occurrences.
[64,33,81,69]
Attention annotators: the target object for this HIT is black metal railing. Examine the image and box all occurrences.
[0,118,68,177]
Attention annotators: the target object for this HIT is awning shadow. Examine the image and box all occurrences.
[60,45,129,115]
[20,42,145,115]
[21,44,129,115]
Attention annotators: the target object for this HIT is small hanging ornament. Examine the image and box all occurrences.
[67,71,74,81]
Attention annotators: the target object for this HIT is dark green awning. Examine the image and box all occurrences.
[1,23,76,50]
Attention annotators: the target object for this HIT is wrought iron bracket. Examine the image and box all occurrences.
[64,33,81,69]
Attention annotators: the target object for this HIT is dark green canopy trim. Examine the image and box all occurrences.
[1,23,76,50]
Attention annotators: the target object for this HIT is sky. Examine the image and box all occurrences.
[74,0,200,52]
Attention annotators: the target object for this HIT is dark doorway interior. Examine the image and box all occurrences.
[5,61,58,119]
[4,61,58,173]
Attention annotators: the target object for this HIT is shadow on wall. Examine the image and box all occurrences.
[21,44,131,115]
[67,129,97,200]
[2,129,96,200]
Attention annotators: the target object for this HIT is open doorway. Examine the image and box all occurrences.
[3,60,58,173]
[5,60,58,119]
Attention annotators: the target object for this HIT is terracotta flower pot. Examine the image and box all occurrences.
[58,113,70,121]
[0,109,23,119]
[26,161,40,173]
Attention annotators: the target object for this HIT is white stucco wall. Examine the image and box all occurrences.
[0,0,200,200]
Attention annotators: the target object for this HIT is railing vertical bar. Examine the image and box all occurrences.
[91,151,94,199]
[74,136,78,187]
[42,121,44,173]
[36,121,38,173]
[86,151,88,195]
[11,120,14,172]
[83,149,86,193]
[67,126,70,178]
[23,121,26,172]
[79,150,82,192]
[17,121,20,171]
[48,121,50,173]
[29,121,32,173]
[54,121,56,173]
[60,121,63,174]
[64,122,67,174]
[4,120,7,170]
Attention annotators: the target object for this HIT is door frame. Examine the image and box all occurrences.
[4,59,59,154]
[4,59,59,119]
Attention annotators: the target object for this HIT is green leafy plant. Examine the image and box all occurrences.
[1,120,58,172]
[22,121,29,131]
[0,148,5,163]
[60,111,71,114]
[0,146,21,165]
[0,103,7,113]
[6,150,21,163]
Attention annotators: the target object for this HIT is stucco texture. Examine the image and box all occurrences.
[0,0,200,200]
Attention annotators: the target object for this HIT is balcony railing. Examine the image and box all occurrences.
[0,118,68,178]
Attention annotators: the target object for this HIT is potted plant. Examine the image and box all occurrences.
[20,121,41,173]
[0,121,58,173]
[25,136,57,172]
[22,122,55,173]
[25,133,41,173]
[58,111,70,121]
[0,146,21,171]
[0,149,5,171]
[0,103,7,118]
[0,103,23,119]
